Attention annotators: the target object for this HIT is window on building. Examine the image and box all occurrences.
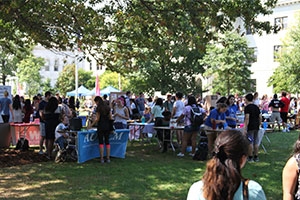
[274,45,282,61]
[54,59,59,71]
[246,26,252,35]
[274,16,288,31]
[44,59,50,71]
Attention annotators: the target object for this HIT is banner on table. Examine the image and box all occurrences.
[77,129,129,163]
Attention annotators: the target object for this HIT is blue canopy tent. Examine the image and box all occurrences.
[89,85,120,96]
[66,85,92,96]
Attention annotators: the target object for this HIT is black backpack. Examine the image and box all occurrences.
[193,137,208,161]
[190,106,204,127]
[15,138,29,151]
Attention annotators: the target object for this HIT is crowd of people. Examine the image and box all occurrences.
[3,89,300,199]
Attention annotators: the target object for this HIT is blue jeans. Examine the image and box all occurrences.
[55,136,67,150]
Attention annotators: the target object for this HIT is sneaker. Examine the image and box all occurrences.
[253,157,259,162]
[100,159,105,164]
[38,150,44,155]
[247,157,254,162]
[286,128,290,132]
[177,152,185,157]
[106,159,111,163]
[282,128,286,133]
[189,153,195,157]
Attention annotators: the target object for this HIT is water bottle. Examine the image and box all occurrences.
[30,114,33,122]
[141,116,145,123]
[263,120,267,130]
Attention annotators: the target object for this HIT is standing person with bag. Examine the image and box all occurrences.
[88,97,113,163]
[187,129,266,200]
[176,95,206,157]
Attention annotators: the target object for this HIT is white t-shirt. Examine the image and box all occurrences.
[187,180,266,200]
[173,100,185,118]
[55,123,68,140]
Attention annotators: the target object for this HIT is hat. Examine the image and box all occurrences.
[166,93,172,97]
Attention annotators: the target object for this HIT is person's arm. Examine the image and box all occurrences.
[9,103,14,121]
[243,113,249,134]
[88,112,100,129]
[283,156,298,200]
[171,106,177,118]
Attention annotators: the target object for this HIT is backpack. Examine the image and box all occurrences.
[15,138,29,151]
[190,106,204,127]
[193,138,208,161]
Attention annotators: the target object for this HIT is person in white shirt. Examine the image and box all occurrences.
[171,92,185,145]
[187,129,266,200]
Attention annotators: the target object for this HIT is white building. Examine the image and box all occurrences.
[244,0,300,96]
[32,44,105,87]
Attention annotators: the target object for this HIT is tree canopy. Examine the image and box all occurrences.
[0,0,278,95]
[201,31,255,96]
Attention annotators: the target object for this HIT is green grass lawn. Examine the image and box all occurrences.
[0,130,298,200]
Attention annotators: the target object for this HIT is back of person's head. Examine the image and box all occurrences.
[282,91,287,97]
[45,91,51,98]
[155,98,163,106]
[187,95,197,106]
[175,92,183,99]
[94,96,102,104]
[3,91,8,97]
[245,93,254,102]
[273,94,277,99]
[103,94,108,99]
[217,96,227,104]
[126,91,131,96]
[45,96,59,113]
[202,130,249,200]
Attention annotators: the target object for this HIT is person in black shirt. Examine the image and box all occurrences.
[243,93,262,162]
[268,94,284,130]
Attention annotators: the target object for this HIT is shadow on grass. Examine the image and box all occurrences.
[0,131,298,199]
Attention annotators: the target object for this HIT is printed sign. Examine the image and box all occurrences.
[77,129,129,163]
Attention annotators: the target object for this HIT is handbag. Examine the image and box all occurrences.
[109,119,115,131]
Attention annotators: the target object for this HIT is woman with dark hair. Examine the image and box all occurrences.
[12,95,23,123]
[282,135,300,200]
[147,98,164,124]
[187,130,266,200]
[68,96,76,113]
[225,95,238,128]
[176,95,206,157]
[44,97,61,159]
[88,96,113,163]
[23,99,34,123]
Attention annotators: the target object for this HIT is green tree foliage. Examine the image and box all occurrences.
[201,31,255,96]
[98,70,128,91]
[268,13,300,94]
[0,0,277,95]
[100,0,277,95]
[16,55,44,97]
[55,64,94,96]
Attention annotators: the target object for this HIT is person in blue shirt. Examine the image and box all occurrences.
[187,129,266,200]
[225,94,238,128]
[0,91,14,123]
[204,103,227,156]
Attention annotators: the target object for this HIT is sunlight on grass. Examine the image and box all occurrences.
[1,131,299,199]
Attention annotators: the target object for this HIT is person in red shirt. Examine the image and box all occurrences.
[280,91,291,132]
